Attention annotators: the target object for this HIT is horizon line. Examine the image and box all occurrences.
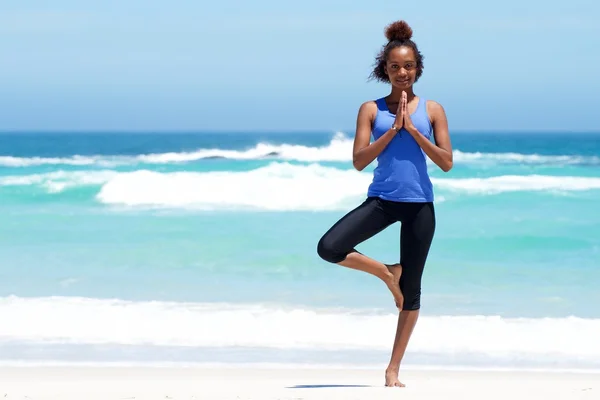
[1,129,600,135]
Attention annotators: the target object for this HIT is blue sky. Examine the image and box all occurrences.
[0,0,598,132]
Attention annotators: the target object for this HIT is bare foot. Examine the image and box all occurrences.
[385,368,405,387]
[386,263,403,310]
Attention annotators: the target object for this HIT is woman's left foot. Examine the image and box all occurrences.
[385,368,405,387]
[386,263,403,310]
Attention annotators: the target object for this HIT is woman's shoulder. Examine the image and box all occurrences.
[359,98,383,109]
[425,99,447,123]
[357,99,382,117]
[425,99,445,114]
[362,97,391,112]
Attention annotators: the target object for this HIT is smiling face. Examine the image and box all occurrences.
[384,46,418,89]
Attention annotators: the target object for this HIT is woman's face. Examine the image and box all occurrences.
[384,46,418,89]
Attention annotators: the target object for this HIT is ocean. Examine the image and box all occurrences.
[1,131,599,371]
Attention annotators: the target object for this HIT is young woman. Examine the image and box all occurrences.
[316,20,453,387]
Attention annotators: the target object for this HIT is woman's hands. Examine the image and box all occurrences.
[400,91,417,135]
[400,93,454,172]
[392,91,417,135]
[392,96,404,131]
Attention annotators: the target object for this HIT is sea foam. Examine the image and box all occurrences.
[2,132,598,167]
[2,295,599,369]
[2,164,600,210]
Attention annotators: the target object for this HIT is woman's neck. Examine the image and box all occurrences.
[387,87,415,102]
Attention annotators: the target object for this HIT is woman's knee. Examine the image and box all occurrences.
[316,234,347,264]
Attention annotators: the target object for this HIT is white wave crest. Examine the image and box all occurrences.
[432,175,600,193]
[0,155,127,167]
[453,150,600,165]
[2,133,598,166]
[96,163,370,210]
[96,165,600,209]
[138,132,352,163]
[0,133,351,167]
[0,170,117,193]
[1,296,599,367]
[3,164,600,209]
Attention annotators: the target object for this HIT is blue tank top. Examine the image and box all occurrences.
[366,96,434,202]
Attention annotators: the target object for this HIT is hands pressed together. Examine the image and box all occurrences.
[393,91,417,136]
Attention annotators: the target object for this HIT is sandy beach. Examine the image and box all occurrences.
[0,365,597,400]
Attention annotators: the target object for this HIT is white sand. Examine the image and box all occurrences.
[0,365,597,399]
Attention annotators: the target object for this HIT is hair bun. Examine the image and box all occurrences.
[385,20,413,41]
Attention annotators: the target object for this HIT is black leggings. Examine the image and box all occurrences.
[317,197,436,310]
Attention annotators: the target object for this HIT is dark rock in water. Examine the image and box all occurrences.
[202,156,225,160]
[263,152,280,157]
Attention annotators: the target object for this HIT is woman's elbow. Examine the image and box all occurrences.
[352,156,365,171]
[441,159,453,172]
[353,160,365,171]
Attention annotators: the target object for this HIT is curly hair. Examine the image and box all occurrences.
[369,20,424,83]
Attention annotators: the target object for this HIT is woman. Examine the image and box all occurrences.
[316,20,453,387]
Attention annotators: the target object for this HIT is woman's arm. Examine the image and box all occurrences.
[405,100,453,172]
[352,101,401,171]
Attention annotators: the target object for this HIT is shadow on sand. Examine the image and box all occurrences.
[287,384,372,388]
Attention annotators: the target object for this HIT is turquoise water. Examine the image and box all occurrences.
[1,131,599,370]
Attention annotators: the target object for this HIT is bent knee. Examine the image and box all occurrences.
[317,235,347,264]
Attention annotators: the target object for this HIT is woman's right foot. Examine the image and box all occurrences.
[385,264,403,310]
